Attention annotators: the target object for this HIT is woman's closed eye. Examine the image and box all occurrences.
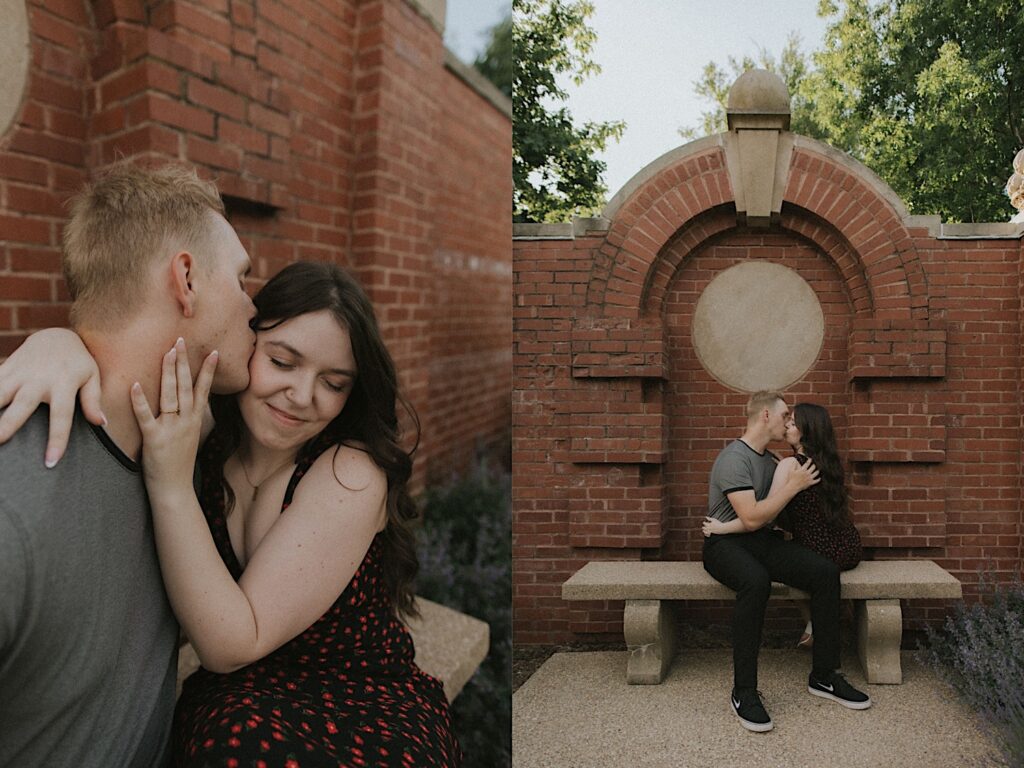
[272,357,348,393]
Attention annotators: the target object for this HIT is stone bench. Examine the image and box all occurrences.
[177,597,490,702]
[562,560,962,685]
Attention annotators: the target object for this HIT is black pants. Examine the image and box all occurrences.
[703,527,841,690]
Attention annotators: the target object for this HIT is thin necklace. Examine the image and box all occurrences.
[237,453,294,502]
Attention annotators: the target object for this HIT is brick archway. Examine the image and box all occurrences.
[515,115,1023,649]
[559,134,950,622]
[588,137,928,323]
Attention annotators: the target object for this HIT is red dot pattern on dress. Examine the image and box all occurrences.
[172,437,463,767]
[782,454,863,571]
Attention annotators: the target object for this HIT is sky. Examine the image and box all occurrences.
[558,1,831,199]
[444,0,510,64]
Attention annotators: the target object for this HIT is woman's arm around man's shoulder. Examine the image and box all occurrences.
[0,329,104,466]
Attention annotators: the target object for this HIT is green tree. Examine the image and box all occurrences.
[806,0,1024,222]
[513,0,625,222]
[679,33,819,141]
[685,0,1024,222]
[475,14,512,99]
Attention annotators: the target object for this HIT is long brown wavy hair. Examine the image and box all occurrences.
[203,261,421,617]
[793,402,849,528]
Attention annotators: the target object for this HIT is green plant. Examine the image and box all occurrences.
[920,573,1024,765]
[416,464,511,768]
[513,0,625,222]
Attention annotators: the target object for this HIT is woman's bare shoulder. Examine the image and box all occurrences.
[774,455,798,472]
[305,443,386,496]
[284,445,387,533]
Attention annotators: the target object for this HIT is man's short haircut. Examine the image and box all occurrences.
[62,161,225,329]
[746,390,786,421]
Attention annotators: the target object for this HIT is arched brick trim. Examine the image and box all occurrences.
[785,142,927,320]
[640,206,736,318]
[640,205,870,321]
[586,145,733,315]
[777,205,872,316]
[590,135,928,323]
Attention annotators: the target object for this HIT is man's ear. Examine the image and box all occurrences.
[169,251,197,318]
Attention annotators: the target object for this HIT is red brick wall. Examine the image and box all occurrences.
[514,235,598,643]
[513,143,1024,645]
[662,220,855,564]
[428,61,512,477]
[1,0,91,340]
[0,0,511,483]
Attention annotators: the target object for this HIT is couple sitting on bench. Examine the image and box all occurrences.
[701,390,871,732]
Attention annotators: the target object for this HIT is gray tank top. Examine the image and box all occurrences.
[0,407,177,767]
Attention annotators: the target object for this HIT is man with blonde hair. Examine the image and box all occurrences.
[0,161,256,765]
[703,391,870,733]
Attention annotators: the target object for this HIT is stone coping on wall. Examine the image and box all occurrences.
[601,135,725,222]
[596,133,897,228]
[443,49,512,119]
[513,216,1024,242]
[512,132,1024,242]
[401,0,512,119]
[404,0,446,35]
[930,220,1024,239]
[513,218,609,239]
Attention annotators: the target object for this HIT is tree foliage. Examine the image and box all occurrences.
[513,0,625,222]
[474,14,512,99]
[679,33,818,141]
[684,0,1024,222]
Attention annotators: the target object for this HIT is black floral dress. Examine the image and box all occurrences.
[779,454,863,571]
[173,441,461,767]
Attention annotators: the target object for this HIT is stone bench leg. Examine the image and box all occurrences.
[856,599,903,684]
[623,599,676,684]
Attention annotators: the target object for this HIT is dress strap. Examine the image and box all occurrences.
[281,435,337,510]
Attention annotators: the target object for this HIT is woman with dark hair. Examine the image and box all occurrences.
[4,262,461,765]
[703,402,861,649]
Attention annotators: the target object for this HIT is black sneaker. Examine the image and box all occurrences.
[808,671,872,709]
[731,687,773,732]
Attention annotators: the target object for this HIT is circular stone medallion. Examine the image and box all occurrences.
[0,1,30,140]
[691,261,824,392]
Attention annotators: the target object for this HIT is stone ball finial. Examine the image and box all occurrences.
[1007,149,1024,213]
[0,0,30,141]
[1007,171,1024,212]
[1014,148,1024,176]
[727,69,791,118]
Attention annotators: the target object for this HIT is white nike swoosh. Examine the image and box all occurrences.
[820,683,833,692]
[732,697,741,709]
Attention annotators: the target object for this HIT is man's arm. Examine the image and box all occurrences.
[702,515,748,536]
[727,457,819,531]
